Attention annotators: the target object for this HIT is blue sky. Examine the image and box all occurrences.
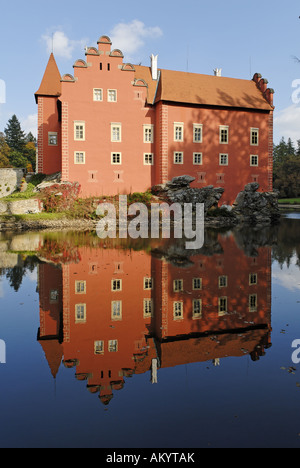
[0,0,299,145]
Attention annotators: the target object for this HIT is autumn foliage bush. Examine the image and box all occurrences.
[40,182,81,213]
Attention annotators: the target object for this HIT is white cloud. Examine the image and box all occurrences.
[274,104,300,144]
[42,30,88,60]
[273,256,300,292]
[109,20,162,61]
[21,113,37,138]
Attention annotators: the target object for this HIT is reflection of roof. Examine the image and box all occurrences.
[39,339,63,378]
[135,66,273,110]
[35,53,61,100]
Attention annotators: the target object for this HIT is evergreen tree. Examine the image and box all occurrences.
[4,114,26,153]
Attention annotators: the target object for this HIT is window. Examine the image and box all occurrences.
[249,273,258,285]
[193,299,202,319]
[111,152,122,165]
[174,152,183,164]
[50,290,59,302]
[93,88,103,101]
[108,89,117,102]
[144,153,154,165]
[143,299,154,318]
[193,124,203,143]
[74,151,85,164]
[111,123,121,142]
[192,278,202,290]
[108,340,118,352]
[174,123,184,142]
[75,304,86,323]
[249,294,257,312]
[144,125,154,143]
[173,301,183,320]
[219,153,228,166]
[218,297,227,315]
[94,340,104,355]
[74,122,85,141]
[219,126,229,144]
[111,301,122,320]
[193,153,203,165]
[111,279,122,291]
[144,277,153,290]
[219,276,228,288]
[75,281,86,294]
[251,128,259,146]
[173,279,183,292]
[250,155,259,166]
[48,132,58,146]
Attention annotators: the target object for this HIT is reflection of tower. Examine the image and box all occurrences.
[36,231,273,403]
[37,263,63,378]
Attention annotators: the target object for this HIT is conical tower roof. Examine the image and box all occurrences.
[35,53,61,102]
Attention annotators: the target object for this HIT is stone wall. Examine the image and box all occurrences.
[0,199,42,215]
[0,168,24,198]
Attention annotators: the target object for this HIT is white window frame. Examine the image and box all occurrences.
[111,279,122,291]
[174,152,184,164]
[111,123,122,142]
[111,152,122,165]
[192,299,202,319]
[250,154,259,166]
[111,300,122,321]
[219,153,229,166]
[192,278,202,290]
[144,153,154,165]
[107,89,117,102]
[143,299,154,318]
[193,124,203,143]
[94,340,104,355]
[174,123,184,142]
[74,151,86,165]
[75,281,86,294]
[173,301,183,320]
[143,124,154,143]
[144,277,153,290]
[75,304,86,323]
[193,152,203,165]
[218,275,228,288]
[108,340,118,352]
[249,273,258,285]
[173,279,183,292]
[249,294,257,312]
[250,128,259,146]
[74,121,85,141]
[218,297,227,316]
[219,125,229,144]
[48,132,58,146]
[93,88,103,101]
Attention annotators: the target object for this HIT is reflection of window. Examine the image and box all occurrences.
[143,299,153,318]
[173,301,183,320]
[111,279,122,291]
[75,304,86,323]
[173,279,183,292]
[219,153,228,166]
[192,278,202,290]
[74,152,85,164]
[111,301,122,320]
[144,153,154,165]
[108,340,118,352]
[50,290,59,302]
[193,299,202,319]
[94,340,104,355]
[249,273,258,285]
[218,276,228,288]
[218,297,227,315]
[111,123,121,142]
[75,281,86,294]
[249,294,257,311]
[144,277,153,290]
[48,132,58,146]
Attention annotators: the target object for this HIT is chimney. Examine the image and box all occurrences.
[151,54,158,80]
[214,68,222,77]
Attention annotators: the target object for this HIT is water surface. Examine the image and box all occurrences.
[0,215,300,448]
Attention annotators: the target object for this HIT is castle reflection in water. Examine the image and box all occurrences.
[36,229,272,405]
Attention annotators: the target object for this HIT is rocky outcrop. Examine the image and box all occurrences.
[151,175,225,213]
[33,172,62,192]
[232,183,280,226]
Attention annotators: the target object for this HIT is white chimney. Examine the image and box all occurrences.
[151,54,158,80]
[214,68,222,77]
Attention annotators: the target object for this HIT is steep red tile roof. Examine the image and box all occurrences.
[135,66,273,111]
[35,53,61,101]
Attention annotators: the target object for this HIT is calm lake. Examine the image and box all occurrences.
[0,211,300,448]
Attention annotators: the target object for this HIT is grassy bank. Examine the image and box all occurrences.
[278,198,300,205]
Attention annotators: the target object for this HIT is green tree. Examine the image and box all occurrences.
[0,132,11,168]
[4,114,26,153]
